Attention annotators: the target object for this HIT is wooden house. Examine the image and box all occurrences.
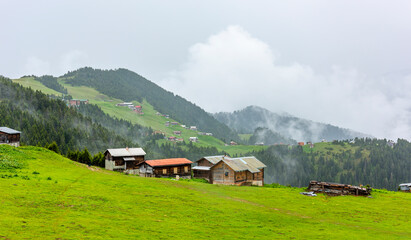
[138,158,192,179]
[193,155,266,186]
[104,147,146,174]
[0,127,21,147]
[173,131,181,136]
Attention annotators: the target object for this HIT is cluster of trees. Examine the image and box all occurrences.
[0,76,133,154]
[35,75,68,94]
[246,138,411,190]
[62,67,240,143]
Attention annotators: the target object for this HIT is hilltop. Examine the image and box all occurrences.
[214,105,371,143]
[0,145,410,239]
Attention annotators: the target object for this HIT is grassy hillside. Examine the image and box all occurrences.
[13,76,265,156]
[0,145,410,239]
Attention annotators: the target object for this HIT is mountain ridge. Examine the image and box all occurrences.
[214,105,371,142]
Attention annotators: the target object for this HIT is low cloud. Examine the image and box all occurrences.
[60,50,88,74]
[161,25,411,140]
[24,56,51,76]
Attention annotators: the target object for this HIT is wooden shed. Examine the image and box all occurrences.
[0,127,21,147]
[104,147,146,174]
[399,183,411,192]
[194,155,266,186]
[138,158,192,179]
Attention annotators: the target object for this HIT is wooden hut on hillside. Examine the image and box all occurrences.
[104,147,146,174]
[193,155,266,186]
[138,158,192,179]
[0,127,21,147]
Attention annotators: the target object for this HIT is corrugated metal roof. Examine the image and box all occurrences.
[221,158,260,173]
[238,156,267,169]
[0,127,21,134]
[399,183,411,186]
[145,158,192,167]
[200,155,225,165]
[192,166,210,171]
[123,157,135,161]
[106,148,146,157]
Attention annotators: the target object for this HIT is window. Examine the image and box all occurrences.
[163,169,167,174]
[184,166,188,173]
[174,167,178,174]
[225,172,229,177]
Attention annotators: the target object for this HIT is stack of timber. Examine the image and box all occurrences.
[308,180,371,196]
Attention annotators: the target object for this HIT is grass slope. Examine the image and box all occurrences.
[0,145,410,239]
[13,77,265,155]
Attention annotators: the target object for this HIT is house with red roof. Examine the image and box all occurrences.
[137,158,192,179]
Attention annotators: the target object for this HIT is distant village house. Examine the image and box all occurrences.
[399,183,411,192]
[116,102,133,107]
[138,158,192,178]
[104,147,146,174]
[69,99,89,107]
[173,131,181,135]
[190,126,197,131]
[0,127,21,147]
[189,137,198,142]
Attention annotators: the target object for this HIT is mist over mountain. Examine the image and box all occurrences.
[214,106,371,143]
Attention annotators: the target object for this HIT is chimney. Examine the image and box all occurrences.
[126,147,129,151]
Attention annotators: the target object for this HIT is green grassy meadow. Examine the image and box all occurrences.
[12,77,266,155]
[0,145,410,239]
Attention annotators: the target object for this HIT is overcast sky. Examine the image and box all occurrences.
[1,1,411,140]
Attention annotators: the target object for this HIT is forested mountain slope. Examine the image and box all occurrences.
[61,67,239,142]
[0,76,137,153]
[244,138,411,191]
[214,105,370,142]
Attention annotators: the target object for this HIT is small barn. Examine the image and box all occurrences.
[399,183,411,192]
[104,147,146,174]
[0,127,21,147]
[193,155,266,186]
[138,158,192,178]
[189,137,198,142]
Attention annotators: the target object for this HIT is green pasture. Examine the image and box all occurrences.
[13,77,62,96]
[0,145,410,239]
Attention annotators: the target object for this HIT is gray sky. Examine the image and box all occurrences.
[1,1,411,140]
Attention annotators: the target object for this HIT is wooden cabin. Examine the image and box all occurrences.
[138,158,192,179]
[193,155,266,186]
[0,127,21,147]
[193,155,225,181]
[104,147,146,174]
